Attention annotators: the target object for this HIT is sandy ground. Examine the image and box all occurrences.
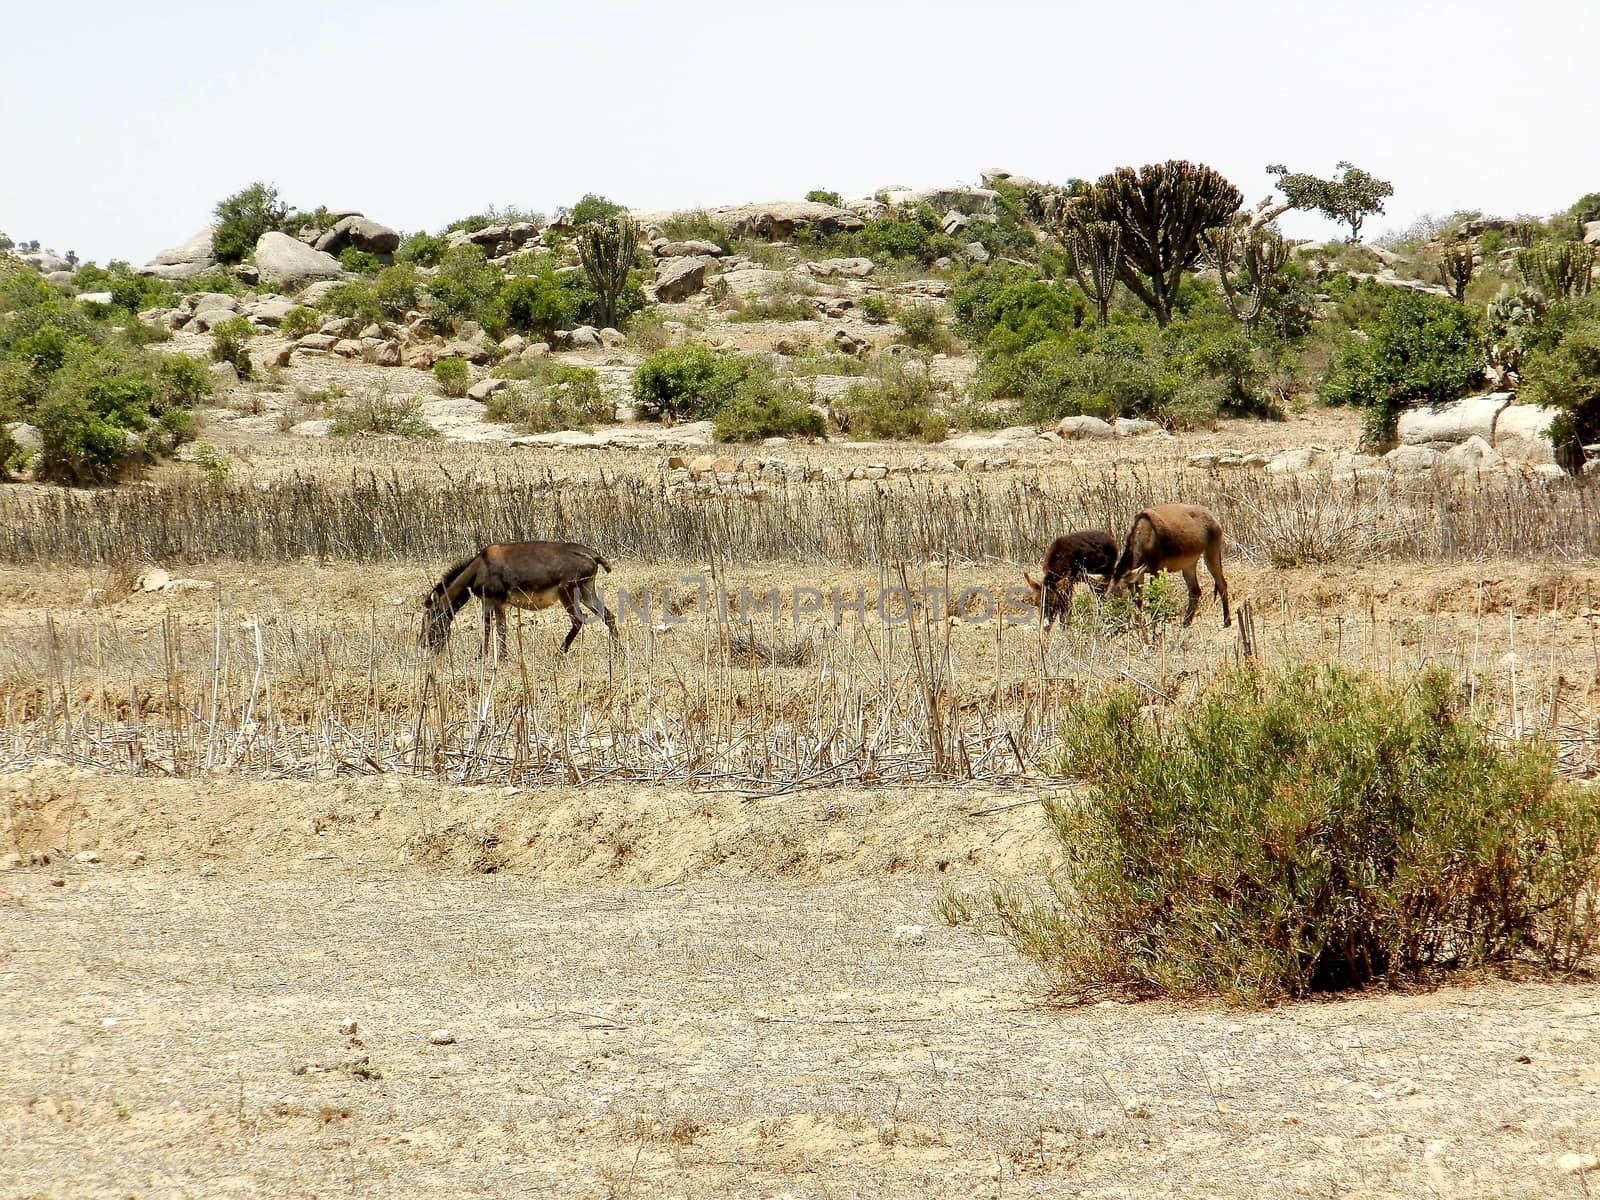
[4,851,1599,1199]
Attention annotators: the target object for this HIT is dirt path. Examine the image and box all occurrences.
[3,864,1598,1199]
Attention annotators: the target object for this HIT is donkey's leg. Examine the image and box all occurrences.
[579,578,621,644]
[559,585,584,653]
[1180,565,1202,627]
[1206,543,1232,628]
[480,599,494,657]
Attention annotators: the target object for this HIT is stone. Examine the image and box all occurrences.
[712,200,865,242]
[297,333,339,352]
[74,850,101,865]
[77,291,115,306]
[567,325,601,348]
[1385,444,1443,473]
[1265,447,1326,474]
[1397,392,1512,447]
[467,377,507,401]
[313,214,402,257]
[403,345,436,370]
[803,257,875,279]
[5,421,41,455]
[209,361,239,387]
[298,280,344,307]
[338,1019,359,1037]
[880,186,1001,214]
[232,263,260,286]
[941,209,969,236]
[832,329,867,356]
[519,343,551,363]
[654,255,714,302]
[187,291,241,314]
[499,334,527,356]
[964,241,991,263]
[333,339,363,358]
[1057,415,1115,440]
[1443,434,1504,474]
[428,1029,456,1046]
[1583,221,1600,247]
[1113,417,1161,437]
[292,418,335,437]
[438,341,490,364]
[250,299,295,326]
[599,328,626,347]
[253,231,343,289]
[140,227,218,281]
[893,924,926,946]
[136,567,172,593]
[1493,403,1558,465]
[656,239,724,258]
[372,340,402,367]
[188,307,239,333]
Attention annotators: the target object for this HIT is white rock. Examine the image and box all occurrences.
[429,1029,456,1045]
[1385,444,1442,473]
[1442,435,1503,474]
[135,567,172,593]
[253,231,343,289]
[1397,393,1512,447]
[1493,403,1558,465]
[892,924,927,946]
[1113,417,1161,437]
[1057,415,1114,440]
[1266,447,1327,475]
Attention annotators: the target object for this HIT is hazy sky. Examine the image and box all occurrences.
[4,0,1597,265]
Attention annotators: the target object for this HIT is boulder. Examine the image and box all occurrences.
[467,377,507,402]
[296,333,339,352]
[249,299,295,326]
[186,291,240,313]
[372,340,402,367]
[1581,220,1600,246]
[1397,392,1512,447]
[298,280,345,307]
[5,421,41,455]
[313,214,401,257]
[403,345,437,370]
[1442,435,1504,474]
[189,307,240,333]
[879,186,1001,214]
[1385,444,1443,473]
[964,242,991,263]
[712,201,865,242]
[654,255,715,302]
[1113,417,1161,437]
[567,325,601,349]
[1265,447,1326,475]
[208,361,239,387]
[1057,415,1114,440]
[253,231,343,289]
[333,339,363,358]
[656,239,724,258]
[941,210,969,236]
[437,340,490,364]
[499,334,527,356]
[519,343,551,363]
[803,257,875,279]
[77,291,115,306]
[599,327,626,347]
[1493,403,1558,465]
[140,228,218,281]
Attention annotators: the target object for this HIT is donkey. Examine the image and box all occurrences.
[1022,529,1118,631]
[422,541,619,657]
[1110,504,1232,628]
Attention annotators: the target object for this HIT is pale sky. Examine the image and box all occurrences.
[4,0,1597,266]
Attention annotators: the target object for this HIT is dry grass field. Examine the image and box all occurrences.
[5,408,1600,1197]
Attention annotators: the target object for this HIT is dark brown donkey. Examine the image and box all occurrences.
[1023,529,1118,630]
[1111,504,1232,628]
[423,542,620,656]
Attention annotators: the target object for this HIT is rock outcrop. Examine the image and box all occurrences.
[253,231,343,289]
[140,228,218,281]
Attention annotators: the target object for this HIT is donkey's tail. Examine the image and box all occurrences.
[1112,512,1151,581]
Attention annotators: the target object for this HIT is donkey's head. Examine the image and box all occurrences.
[420,588,454,653]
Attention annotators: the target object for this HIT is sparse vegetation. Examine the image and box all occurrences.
[433,357,471,397]
[209,317,254,380]
[328,390,437,438]
[483,363,610,433]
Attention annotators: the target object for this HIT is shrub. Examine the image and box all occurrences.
[280,305,322,339]
[338,246,381,275]
[33,393,134,484]
[805,189,843,207]
[569,194,625,225]
[427,246,505,334]
[895,302,957,353]
[859,295,892,324]
[838,360,949,442]
[433,357,471,397]
[328,391,437,438]
[858,210,952,265]
[209,317,254,380]
[483,363,611,433]
[1320,290,1481,445]
[1519,301,1600,468]
[712,376,825,442]
[971,664,1600,1004]
[633,344,751,421]
[396,231,449,267]
[500,271,579,339]
[658,211,722,243]
[153,353,213,410]
[728,278,816,323]
[212,182,287,265]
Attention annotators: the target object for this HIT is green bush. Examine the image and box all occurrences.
[858,209,954,265]
[659,211,722,243]
[72,261,178,313]
[338,246,381,275]
[805,189,843,207]
[280,306,322,339]
[570,193,625,225]
[396,231,449,267]
[859,295,892,324]
[632,344,751,421]
[427,246,505,334]
[728,279,816,323]
[212,182,286,265]
[33,393,135,484]
[500,270,579,339]
[1519,298,1600,467]
[895,302,957,353]
[209,317,254,380]
[968,664,1600,1004]
[483,363,610,433]
[1320,290,1480,445]
[838,360,949,442]
[328,391,437,439]
[712,376,825,442]
[323,264,419,325]
[153,353,214,410]
[433,357,471,397]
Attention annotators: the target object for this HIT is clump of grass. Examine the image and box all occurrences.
[433,357,471,398]
[837,359,950,442]
[895,302,958,353]
[973,664,1600,1005]
[728,277,818,323]
[328,391,438,439]
[483,363,612,434]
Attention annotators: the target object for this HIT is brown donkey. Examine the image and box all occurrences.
[1111,504,1232,628]
[423,541,620,656]
[1023,529,1118,630]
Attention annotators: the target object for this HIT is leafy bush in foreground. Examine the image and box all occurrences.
[433,357,471,397]
[632,344,750,421]
[970,664,1600,1005]
[711,375,824,442]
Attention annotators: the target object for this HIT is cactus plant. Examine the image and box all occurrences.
[1438,239,1475,303]
[1203,221,1290,330]
[1514,242,1596,301]
[1066,219,1121,326]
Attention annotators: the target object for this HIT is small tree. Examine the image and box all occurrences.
[805,189,843,207]
[569,194,625,225]
[1266,161,1394,242]
[1203,221,1290,331]
[1066,221,1121,327]
[1438,239,1475,303]
[0,231,13,252]
[578,216,641,331]
[1071,162,1242,327]
[212,181,287,264]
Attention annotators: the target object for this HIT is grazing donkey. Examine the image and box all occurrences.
[1023,529,1119,631]
[423,541,619,656]
[1111,504,1232,628]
